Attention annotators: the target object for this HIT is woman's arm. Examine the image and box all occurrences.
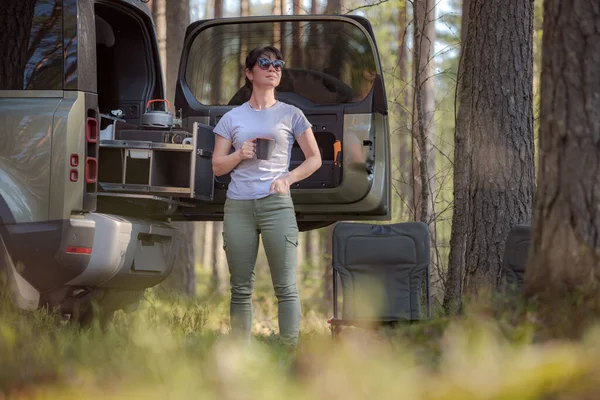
[212,135,255,177]
[270,127,322,193]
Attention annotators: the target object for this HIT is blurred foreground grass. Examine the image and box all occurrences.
[2,271,600,399]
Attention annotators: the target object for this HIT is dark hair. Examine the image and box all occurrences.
[244,46,283,91]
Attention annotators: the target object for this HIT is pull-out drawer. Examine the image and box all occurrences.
[98,139,196,196]
[97,123,216,202]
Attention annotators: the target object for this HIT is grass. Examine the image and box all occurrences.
[2,270,600,399]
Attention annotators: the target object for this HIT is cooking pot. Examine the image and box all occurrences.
[141,99,174,128]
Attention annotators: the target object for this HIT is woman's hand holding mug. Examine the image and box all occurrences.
[237,140,256,160]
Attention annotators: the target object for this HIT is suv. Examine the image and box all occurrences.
[0,0,391,321]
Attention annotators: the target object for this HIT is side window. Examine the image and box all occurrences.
[0,0,63,90]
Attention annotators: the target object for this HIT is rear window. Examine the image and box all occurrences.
[184,19,379,106]
[0,0,63,90]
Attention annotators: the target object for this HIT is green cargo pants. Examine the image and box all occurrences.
[222,193,300,346]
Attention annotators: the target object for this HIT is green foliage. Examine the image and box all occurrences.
[2,287,600,399]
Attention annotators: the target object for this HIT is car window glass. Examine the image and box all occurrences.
[0,0,63,90]
[184,20,378,106]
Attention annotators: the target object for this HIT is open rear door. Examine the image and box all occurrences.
[173,15,391,225]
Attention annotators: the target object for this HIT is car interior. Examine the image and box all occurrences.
[94,3,161,128]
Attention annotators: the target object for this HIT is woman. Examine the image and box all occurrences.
[211,46,322,346]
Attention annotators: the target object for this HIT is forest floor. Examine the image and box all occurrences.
[2,268,600,399]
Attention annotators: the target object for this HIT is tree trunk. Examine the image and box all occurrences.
[306,229,321,268]
[525,0,600,338]
[272,0,286,53]
[165,0,190,104]
[460,0,470,48]
[203,222,214,271]
[195,222,206,271]
[444,0,535,312]
[157,0,196,297]
[411,0,435,224]
[321,0,343,309]
[0,0,37,90]
[239,0,250,87]
[212,221,227,294]
[279,0,287,56]
[412,0,442,304]
[210,0,223,104]
[206,0,227,294]
[292,0,303,65]
[323,225,335,309]
[323,0,343,14]
[152,0,167,82]
[297,232,305,268]
[305,0,319,69]
[443,0,470,314]
[273,0,282,47]
[396,0,411,214]
[162,222,196,296]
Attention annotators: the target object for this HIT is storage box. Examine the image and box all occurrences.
[98,132,196,197]
[98,123,216,202]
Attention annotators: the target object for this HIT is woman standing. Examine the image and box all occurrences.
[211,46,322,346]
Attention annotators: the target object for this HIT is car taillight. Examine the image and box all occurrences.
[85,157,97,183]
[86,117,98,143]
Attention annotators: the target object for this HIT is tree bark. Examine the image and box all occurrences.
[239,0,250,87]
[304,0,319,70]
[152,0,167,82]
[323,0,343,14]
[525,0,600,338]
[297,232,305,268]
[443,0,470,314]
[323,224,335,309]
[444,0,535,311]
[396,0,411,213]
[411,0,435,224]
[412,0,441,304]
[205,0,227,294]
[195,222,206,271]
[273,0,282,47]
[321,0,343,309]
[292,0,303,65]
[460,0,470,48]
[160,0,195,296]
[203,222,214,272]
[165,0,189,104]
[306,229,321,268]
[162,222,196,296]
[212,221,227,294]
[271,0,286,55]
[210,0,223,104]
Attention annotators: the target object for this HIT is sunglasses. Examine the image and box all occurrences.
[256,58,286,70]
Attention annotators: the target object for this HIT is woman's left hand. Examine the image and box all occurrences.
[270,176,291,195]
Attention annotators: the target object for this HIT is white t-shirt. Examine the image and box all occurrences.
[213,101,312,200]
